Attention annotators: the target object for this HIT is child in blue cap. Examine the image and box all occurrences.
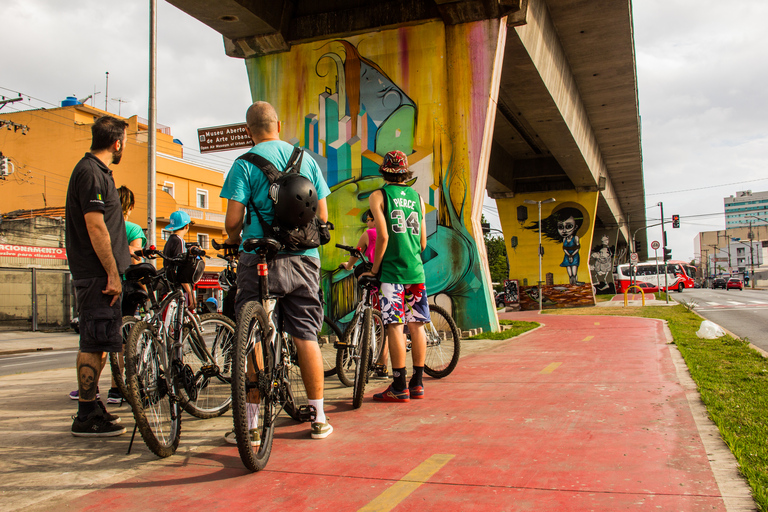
[164,210,195,307]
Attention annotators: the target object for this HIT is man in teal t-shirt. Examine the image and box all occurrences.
[363,150,430,403]
[220,101,333,442]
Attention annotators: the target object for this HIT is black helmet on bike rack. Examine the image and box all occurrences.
[269,174,318,228]
[218,268,235,291]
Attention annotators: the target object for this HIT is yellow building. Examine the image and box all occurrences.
[0,103,229,277]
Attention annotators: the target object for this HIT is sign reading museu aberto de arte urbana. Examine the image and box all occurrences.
[197,123,254,153]
[0,244,67,260]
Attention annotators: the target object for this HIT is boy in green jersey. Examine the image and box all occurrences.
[364,150,430,402]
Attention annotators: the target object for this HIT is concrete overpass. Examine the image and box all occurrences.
[167,0,644,324]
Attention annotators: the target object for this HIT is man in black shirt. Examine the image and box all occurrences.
[65,116,131,437]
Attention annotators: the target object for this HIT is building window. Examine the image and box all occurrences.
[161,230,169,241]
[197,188,208,209]
[197,233,209,250]
[162,181,175,198]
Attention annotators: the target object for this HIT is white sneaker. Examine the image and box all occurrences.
[311,420,333,439]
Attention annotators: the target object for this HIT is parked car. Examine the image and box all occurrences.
[726,278,743,291]
[495,291,506,308]
[712,278,727,289]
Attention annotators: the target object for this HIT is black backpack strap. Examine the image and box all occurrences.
[284,146,304,175]
[236,153,279,229]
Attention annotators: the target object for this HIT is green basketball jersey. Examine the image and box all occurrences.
[379,184,425,284]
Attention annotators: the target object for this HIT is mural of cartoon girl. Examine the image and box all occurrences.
[525,205,587,285]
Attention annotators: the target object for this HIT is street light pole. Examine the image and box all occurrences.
[524,198,556,311]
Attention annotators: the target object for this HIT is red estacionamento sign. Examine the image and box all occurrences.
[0,244,67,260]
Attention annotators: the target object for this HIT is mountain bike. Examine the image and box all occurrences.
[123,246,236,457]
[212,238,342,378]
[335,244,386,408]
[230,238,315,472]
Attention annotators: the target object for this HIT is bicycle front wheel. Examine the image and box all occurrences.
[179,313,236,419]
[320,316,342,377]
[352,308,373,409]
[337,309,364,387]
[282,337,310,422]
[423,304,461,378]
[231,301,275,472]
[125,320,181,458]
[109,315,137,402]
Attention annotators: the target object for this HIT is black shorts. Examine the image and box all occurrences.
[74,276,123,353]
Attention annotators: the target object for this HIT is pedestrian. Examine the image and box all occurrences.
[220,101,333,443]
[363,150,430,402]
[68,184,145,405]
[65,115,131,436]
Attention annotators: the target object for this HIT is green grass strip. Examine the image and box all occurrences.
[546,305,768,510]
[468,321,538,340]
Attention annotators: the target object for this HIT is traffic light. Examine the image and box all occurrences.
[663,247,672,261]
[672,214,680,228]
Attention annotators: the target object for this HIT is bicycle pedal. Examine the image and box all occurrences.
[297,405,317,423]
[199,364,219,378]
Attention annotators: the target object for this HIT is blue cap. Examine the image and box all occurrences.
[167,210,193,231]
[205,297,218,307]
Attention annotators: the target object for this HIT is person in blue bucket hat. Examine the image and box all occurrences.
[164,210,195,307]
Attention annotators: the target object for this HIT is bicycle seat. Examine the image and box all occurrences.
[125,262,157,282]
[358,275,380,288]
[242,238,282,259]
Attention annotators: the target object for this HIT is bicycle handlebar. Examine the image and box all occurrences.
[335,243,367,262]
[134,245,206,263]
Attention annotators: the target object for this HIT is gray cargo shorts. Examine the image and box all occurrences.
[235,253,323,342]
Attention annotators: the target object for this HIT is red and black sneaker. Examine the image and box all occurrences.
[373,385,410,403]
[408,385,424,399]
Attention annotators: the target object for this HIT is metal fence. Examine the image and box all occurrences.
[0,268,73,331]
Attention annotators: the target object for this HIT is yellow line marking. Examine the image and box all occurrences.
[594,322,600,325]
[582,335,594,341]
[540,362,562,374]
[358,454,455,512]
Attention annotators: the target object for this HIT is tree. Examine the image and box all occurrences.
[482,215,509,285]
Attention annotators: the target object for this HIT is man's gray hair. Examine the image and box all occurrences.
[246,101,279,135]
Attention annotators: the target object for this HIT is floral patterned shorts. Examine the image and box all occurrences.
[378,283,431,325]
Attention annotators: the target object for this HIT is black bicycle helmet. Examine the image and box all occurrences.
[218,268,235,291]
[269,173,318,228]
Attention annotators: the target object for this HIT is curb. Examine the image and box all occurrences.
[0,347,54,356]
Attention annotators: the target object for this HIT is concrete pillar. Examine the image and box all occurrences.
[243,19,506,331]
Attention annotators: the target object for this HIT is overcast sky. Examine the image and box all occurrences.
[3,0,767,262]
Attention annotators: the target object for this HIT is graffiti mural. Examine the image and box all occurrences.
[590,233,617,294]
[496,192,599,310]
[244,20,504,330]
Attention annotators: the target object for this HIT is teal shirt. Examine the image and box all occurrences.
[221,141,330,258]
[125,220,147,248]
[379,184,425,284]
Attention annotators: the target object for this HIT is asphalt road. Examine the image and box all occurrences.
[674,287,768,353]
[0,349,77,377]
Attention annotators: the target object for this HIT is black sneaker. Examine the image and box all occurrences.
[96,400,121,424]
[71,410,126,437]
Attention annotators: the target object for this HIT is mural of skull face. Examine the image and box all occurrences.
[557,216,577,239]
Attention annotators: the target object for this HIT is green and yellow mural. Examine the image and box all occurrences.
[496,191,599,310]
[244,20,505,331]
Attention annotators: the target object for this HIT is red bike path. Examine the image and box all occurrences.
[74,312,744,511]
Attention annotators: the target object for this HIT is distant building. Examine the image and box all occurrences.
[0,102,230,327]
[724,190,768,229]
